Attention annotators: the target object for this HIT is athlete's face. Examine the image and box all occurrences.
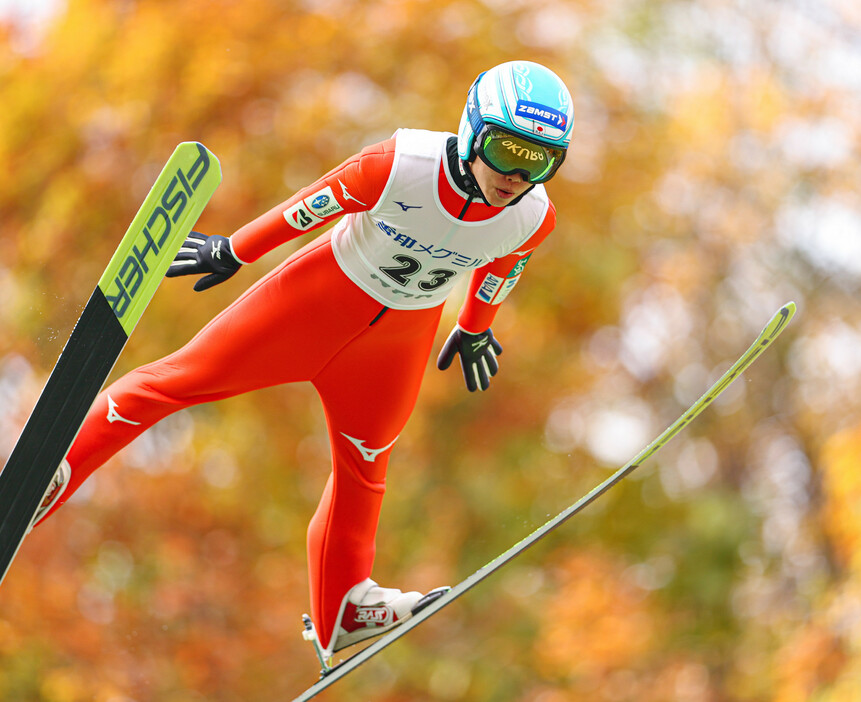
[469,158,532,207]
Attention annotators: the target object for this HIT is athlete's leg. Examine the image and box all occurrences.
[48,234,384,518]
[306,303,444,649]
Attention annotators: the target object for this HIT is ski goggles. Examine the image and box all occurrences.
[475,128,566,184]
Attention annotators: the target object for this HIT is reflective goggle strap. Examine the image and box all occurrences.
[534,161,554,182]
[466,74,488,155]
[469,115,486,155]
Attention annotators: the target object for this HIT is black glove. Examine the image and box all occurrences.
[437,326,503,392]
[166,232,242,291]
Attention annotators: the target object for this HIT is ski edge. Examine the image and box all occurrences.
[290,301,797,701]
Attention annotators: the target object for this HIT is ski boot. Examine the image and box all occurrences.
[302,578,449,674]
[28,459,71,532]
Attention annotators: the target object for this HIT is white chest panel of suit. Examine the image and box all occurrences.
[330,129,549,310]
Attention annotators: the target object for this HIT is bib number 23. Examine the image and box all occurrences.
[379,255,455,292]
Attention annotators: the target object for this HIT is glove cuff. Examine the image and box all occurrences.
[455,323,487,337]
[226,237,249,265]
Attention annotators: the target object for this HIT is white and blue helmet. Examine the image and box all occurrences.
[457,61,574,183]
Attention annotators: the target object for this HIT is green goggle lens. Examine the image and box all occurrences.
[478,130,565,183]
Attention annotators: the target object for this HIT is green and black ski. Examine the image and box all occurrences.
[0,142,221,586]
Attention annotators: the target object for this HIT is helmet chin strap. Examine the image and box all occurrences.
[458,158,492,206]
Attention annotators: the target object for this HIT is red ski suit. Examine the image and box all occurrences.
[49,129,556,649]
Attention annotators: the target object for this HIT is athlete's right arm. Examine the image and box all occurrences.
[167,138,397,291]
[229,138,396,263]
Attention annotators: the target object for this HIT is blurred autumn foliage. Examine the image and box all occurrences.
[2,0,861,700]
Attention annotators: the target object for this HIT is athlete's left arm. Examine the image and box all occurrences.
[458,200,557,333]
[436,201,556,392]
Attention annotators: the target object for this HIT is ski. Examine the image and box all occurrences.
[0,142,222,586]
[291,301,797,701]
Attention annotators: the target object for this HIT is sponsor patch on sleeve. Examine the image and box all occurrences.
[492,276,520,304]
[475,272,523,305]
[305,186,344,218]
[283,202,324,231]
[283,186,346,232]
[509,252,532,277]
[476,273,504,304]
[475,254,532,305]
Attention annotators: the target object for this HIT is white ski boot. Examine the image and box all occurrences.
[28,459,71,532]
[302,578,449,668]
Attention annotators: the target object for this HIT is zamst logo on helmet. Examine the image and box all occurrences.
[514,101,569,130]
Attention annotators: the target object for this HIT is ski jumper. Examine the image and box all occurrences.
[46,129,557,649]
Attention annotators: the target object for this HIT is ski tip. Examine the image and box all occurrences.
[176,140,208,150]
[762,302,797,339]
[778,301,798,327]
